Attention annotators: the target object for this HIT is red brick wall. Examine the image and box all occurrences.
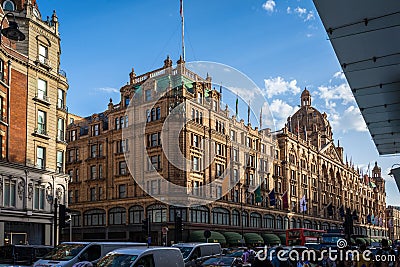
[0,82,7,159]
[9,69,27,164]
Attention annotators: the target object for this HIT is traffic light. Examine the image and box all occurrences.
[59,204,71,228]
[142,218,149,234]
[175,215,183,242]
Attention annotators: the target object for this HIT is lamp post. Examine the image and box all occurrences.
[0,12,25,45]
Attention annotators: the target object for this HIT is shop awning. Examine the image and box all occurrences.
[189,230,226,244]
[350,238,356,245]
[261,233,281,245]
[221,232,243,245]
[356,238,366,245]
[278,234,286,245]
[244,233,264,245]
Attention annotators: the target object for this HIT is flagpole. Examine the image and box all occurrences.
[180,0,185,61]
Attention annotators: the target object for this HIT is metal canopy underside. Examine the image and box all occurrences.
[313,0,400,155]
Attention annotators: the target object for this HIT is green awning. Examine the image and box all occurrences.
[350,238,356,245]
[244,233,264,245]
[189,230,226,244]
[356,238,366,245]
[363,238,371,245]
[261,233,281,245]
[278,234,286,245]
[221,232,243,245]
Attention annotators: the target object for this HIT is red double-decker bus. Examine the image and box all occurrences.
[286,228,326,246]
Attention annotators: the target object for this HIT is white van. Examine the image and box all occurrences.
[95,247,184,267]
[172,243,221,267]
[33,242,146,267]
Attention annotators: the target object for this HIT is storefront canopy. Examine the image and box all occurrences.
[244,233,264,245]
[189,230,226,244]
[261,233,281,246]
[221,232,243,246]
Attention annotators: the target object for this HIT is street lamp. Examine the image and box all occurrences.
[0,12,25,45]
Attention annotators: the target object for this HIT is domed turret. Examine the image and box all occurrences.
[301,87,311,107]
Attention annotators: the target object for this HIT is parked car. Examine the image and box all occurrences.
[33,242,146,267]
[95,247,184,267]
[173,243,221,267]
[199,256,245,267]
[0,244,53,266]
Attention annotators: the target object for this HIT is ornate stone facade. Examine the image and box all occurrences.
[66,59,387,245]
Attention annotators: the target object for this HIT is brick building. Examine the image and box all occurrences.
[66,58,387,246]
[386,206,400,241]
[0,0,69,246]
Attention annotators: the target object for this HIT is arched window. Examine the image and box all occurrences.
[212,207,230,225]
[264,214,274,229]
[304,219,312,229]
[72,211,81,227]
[190,206,209,224]
[290,218,296,229]
[147,204,167,223]
[84,209,105,226]
[250,212,261,228]
[242,211,249,228]
[284,217,289,229]
[129,205,144,224]
[3,0,15,11]
[276,216,283,229]
[232,210,240,226]
[169,206,187,222]
[108,207,126,225]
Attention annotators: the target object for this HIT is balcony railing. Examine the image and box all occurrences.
[33,128,49,139]
[59,69,67,78]
[34,94,51,105]
[35,56,52,70]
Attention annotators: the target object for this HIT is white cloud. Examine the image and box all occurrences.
[96,87,119,93]
[264,76,301,98]
[294,7,307,15]
[286,7,292,14]
[269,99,299,129]
[329,106,368,133]
[333,71,346,80]
[306,33,313,38]
[316,82,355,108]
[262,0,276,12]
[305,11,315,21]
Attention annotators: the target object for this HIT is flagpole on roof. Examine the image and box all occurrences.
[180,0,185,61]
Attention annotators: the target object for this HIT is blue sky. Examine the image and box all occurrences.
[37,0,400,205]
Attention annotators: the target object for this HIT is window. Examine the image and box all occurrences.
[233,148,239,162]
[57,118,65,141]
[216,163,224,177]
[90,165,96,179]
[145,90,152,101]
[129,206,144,224]
[92,124,100,136]
[146,108,161,122]
[264,214,274,229]
[250,212,262,228]
[90,187,96,201]
[68,190,73,204]
[213,100,218,111]
[109,207,126,225]
[90,144,97,158]
[0,59,4,81]
[74,189,79,203]
[75,169,80,183]
[34,185,45,210]
[37,110,46,135]
[212,208,230,225]
[124,96,130,106]
[56,150,63,173]
[37,79,47,101]
[38,44,48,64]
[84,209,105,226]
[232,210,240,226]
[192,156,200,171]
[230,130,236,141]
[192,134,200,148]
[98,187,103,200]
[3,0,15,11]
[190,206,209,224]
[99,143,103,157]
[70,130,77,141]
[36,146,45,169]
[197,92,203,104]
[57,89,65,109]
[119,161,127,175]
[149,155,161,171]
[3,180,16,207]
[117,139,129,153]
[147,204,167,223]
[147,133,161,147]
[98,165,103,179]
[233,169,239,183]
[118,184,127,198]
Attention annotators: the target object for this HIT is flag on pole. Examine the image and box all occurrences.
[282,191,289,210]
[269,188,276,206]
[180,0,183,18]
[235,94,238,117]
[247,101,250,125]
[259,107,263,129]
[255,185,262,203]
[327,203,334,216]
[300,195,307,212]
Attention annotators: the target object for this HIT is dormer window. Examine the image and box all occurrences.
[3,0,15,11]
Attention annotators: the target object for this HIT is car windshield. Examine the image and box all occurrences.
[202,257,234,266]
[176,246,193,259]
[96,253,138,267]
[42,243,87,261]
[322,236,343,244]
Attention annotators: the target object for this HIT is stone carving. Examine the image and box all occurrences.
[17,180,25,200]
[46,185,53,204]
[28,183,34,200]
